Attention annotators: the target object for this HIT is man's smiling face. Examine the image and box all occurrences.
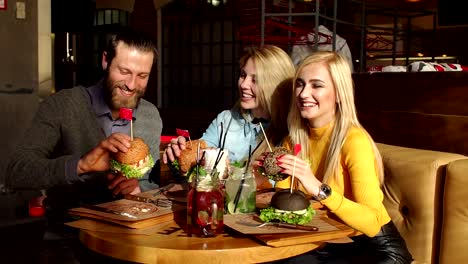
[104,42,154,116]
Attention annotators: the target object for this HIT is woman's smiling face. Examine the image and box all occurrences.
[294,62,337,128]
[238,58,260,112]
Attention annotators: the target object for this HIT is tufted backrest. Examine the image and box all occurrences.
[377,143,466,264]
[439,159,468,264]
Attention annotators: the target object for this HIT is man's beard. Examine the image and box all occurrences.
[105,76,145,111]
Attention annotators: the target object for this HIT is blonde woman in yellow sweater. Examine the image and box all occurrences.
[258,51,412,264]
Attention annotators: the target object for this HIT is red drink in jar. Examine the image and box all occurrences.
[187,182,224,237]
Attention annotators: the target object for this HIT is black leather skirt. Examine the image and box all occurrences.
[278,221,413,264]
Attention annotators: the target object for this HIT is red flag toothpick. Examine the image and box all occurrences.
[119,108,133,120]
[294,144,302,156]
[119,108,133,140]
[176,128,192,147]
[291,144,301,194]
[176,128,190,138]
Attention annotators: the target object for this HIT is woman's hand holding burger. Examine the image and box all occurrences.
[162,136,186,164]
[254,151,322,197]
[274,154,322,197]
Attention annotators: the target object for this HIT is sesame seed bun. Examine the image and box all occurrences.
[113,137,149,165]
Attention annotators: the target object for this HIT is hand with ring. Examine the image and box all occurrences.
[162,136,187,164]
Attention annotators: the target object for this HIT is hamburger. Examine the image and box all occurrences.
[259,189,315,225]
[110,137,155,179]
[170,139,229,180]
[262,147,290,181]
[170,139,207,177]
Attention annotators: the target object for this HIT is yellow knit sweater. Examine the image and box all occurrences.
[275,122,391,237]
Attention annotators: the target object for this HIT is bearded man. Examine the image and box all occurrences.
[6,30,162,213]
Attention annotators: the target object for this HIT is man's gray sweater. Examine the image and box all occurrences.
[6,85,162,206]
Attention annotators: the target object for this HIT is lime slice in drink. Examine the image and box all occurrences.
[228,201,247,214]
[227,201,236,214]
[197,211,209,225]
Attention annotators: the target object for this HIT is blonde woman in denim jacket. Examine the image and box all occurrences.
[163,45,295,187]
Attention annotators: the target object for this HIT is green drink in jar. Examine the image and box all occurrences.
[225,165,256,214]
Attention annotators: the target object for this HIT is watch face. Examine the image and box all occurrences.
[316,184,332,201]
[321,184,332,196]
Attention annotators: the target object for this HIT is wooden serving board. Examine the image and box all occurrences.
[254,216,357,247]
[224,213,337,235]
[68,199,186,229]
[224,213,358,248]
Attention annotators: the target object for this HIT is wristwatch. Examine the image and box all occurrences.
[315,183,332,201]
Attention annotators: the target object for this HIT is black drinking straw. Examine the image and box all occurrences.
[188,142,202,237]
[218,122,223,148]
[233,145,252,212]
[212,117,232,174]
[211,151,224,179]
[193,142,202,185]
[250,139,263,157]
[221,117,232,150]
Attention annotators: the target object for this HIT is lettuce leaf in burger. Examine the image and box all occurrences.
[259,189,315,225]
[110,137,155,179]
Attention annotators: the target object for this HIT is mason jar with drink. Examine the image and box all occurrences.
[186,148,227,237]
[225,164,256,214]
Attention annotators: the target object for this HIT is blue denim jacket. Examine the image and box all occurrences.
[201,109,268,163]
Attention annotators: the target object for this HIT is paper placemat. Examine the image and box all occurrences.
[68,193,186,229]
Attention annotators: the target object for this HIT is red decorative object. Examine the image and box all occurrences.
[0,0,6,10]
[294,144,302,156]
[29,196,46,217]
[119,108,133,120]
[176,128,190,138]
[160,135,178,143]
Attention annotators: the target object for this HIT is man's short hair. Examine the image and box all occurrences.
[104,29,158,67]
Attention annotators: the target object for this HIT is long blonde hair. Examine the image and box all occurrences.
[288,51,384,184]
[238,45,295,121]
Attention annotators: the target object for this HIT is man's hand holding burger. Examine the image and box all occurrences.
[77,133,132,175]
[107,173,140,196]
[77,133,140,195]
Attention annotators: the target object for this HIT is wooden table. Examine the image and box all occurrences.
[80,222,312,263]
[79,214,357,263]
[77,189,357,263]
